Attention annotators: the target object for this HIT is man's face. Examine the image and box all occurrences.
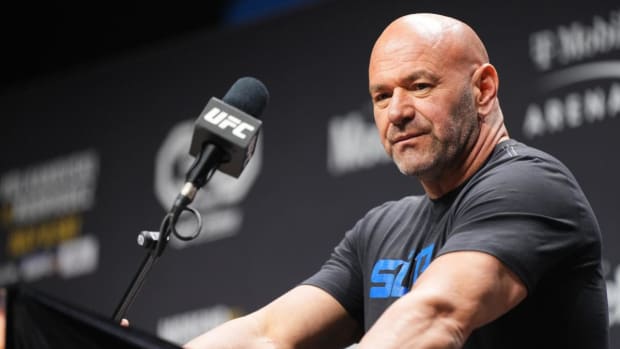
[369,34,480,180]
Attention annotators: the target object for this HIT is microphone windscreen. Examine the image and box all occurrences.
[222,77,270,118]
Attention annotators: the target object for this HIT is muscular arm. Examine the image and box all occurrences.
[358,251,527,349]
[184,284,362,349]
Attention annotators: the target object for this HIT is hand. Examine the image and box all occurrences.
[120,318,130,327]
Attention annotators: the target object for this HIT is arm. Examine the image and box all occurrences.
[358,250,527,349]
[184,284,362,349]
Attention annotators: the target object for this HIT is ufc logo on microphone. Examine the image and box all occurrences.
[203,107,256,139]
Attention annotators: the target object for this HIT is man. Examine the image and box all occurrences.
[184,13,609,349]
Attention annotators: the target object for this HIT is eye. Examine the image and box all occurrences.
[412,82,432,91]
[373,92,391,105]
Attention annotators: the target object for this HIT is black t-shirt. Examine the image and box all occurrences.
[303,139,609,348]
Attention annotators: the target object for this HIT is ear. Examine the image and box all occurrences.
[472,63,499,117]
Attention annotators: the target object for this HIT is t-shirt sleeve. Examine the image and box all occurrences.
[302,222,365,324]
[438,155,600,293]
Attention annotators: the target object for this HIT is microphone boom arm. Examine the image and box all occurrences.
[112,144,220,323]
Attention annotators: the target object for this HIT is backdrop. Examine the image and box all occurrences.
[1,0,618,346]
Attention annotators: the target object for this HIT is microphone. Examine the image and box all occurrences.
[171,76,269,214]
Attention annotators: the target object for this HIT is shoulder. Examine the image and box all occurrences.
[464,140,585,206]
[478,140,574,182]
[452,139,599,239]
[442,141,602,291]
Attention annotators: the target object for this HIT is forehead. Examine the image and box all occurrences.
[368,35,448,86]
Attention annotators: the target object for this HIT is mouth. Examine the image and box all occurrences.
[390,132,423,146]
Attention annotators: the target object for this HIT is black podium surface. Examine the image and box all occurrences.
[5,284,182,349]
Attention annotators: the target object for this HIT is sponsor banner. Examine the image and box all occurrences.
[0,151,100,284]
[606,260,620,326]
[523,9,620,139]
[327,101,391,176]
[157,305,245,345]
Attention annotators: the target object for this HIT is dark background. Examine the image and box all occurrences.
[0,0,321,91]
[0,0,618,347]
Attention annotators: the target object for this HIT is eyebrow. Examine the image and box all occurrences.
[369,70,440,94]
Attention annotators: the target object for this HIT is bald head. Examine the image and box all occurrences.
[370,13,489,76]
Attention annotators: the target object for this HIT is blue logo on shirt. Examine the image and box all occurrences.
[369,244,435,298]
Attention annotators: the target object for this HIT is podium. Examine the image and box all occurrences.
[4,284,182,349]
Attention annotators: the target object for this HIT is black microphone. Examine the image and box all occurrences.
[171,76,269,213]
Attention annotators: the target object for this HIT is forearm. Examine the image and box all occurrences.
[357,294,466,349]
[183,285,361,349]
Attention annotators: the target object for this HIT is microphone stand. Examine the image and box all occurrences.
[112,144,220,323]
[112,218,173,323]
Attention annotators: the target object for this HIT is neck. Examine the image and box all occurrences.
[421,110,509,199]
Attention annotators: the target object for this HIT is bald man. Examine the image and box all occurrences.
[184,13,609,349]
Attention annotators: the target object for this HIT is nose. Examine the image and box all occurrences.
[387,87,415,126]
